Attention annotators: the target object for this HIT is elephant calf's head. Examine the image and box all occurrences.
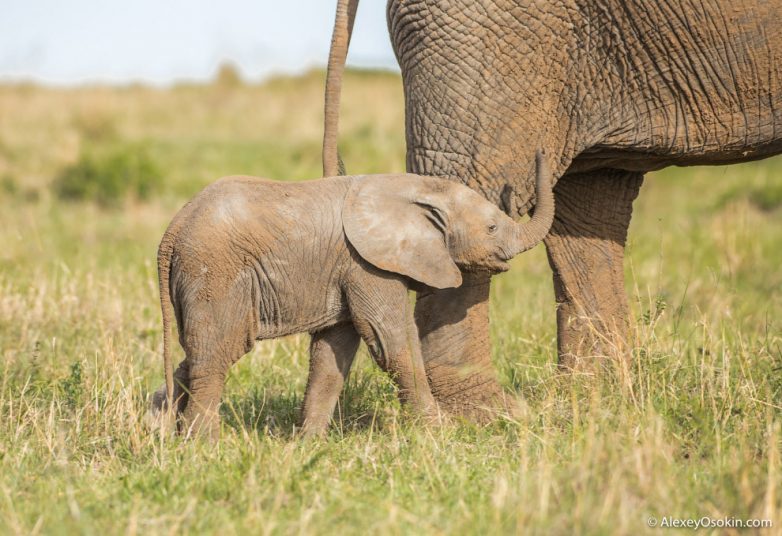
[342,152,554,289]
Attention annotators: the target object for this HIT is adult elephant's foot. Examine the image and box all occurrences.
[544,169,644,369]
[414,273,509,422]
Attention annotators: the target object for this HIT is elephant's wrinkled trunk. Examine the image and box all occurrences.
[508,150,555,256]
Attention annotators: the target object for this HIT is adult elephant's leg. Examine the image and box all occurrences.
[415,272,505,421]
[544,169,644,368]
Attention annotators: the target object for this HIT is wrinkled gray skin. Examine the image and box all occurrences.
[324,0,782,419]
[152,164,553,438]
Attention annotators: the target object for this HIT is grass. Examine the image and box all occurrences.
[0,70,780,534]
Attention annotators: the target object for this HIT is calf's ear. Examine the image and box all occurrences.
[342,175,462,289]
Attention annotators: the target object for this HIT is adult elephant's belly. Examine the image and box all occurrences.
[570,136,782,174]
[570,93,782,174]
[571,1,782,176]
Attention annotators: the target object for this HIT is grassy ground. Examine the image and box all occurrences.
[0,70,780,534]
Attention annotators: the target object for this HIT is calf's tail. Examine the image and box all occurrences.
[157,237,175,410]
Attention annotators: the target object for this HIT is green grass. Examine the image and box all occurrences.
[0,70,780,534]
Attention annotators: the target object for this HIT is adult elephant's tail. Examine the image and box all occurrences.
[323,0,359,177]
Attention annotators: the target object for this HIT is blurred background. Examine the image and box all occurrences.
[1,0,398,85]
[0,0,408,205]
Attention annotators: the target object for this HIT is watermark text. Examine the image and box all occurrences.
[647,516,772,530]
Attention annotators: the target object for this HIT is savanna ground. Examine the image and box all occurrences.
[0,68,781,534]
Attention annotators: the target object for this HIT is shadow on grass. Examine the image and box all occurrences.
[220,377,393,440]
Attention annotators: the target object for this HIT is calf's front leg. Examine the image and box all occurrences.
[347,276,439,420]
[300,322,361,437]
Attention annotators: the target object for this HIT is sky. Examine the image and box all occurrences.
[0,0,399,86]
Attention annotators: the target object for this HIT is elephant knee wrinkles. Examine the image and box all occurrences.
[187,366,227,386]
[309,370,345,391]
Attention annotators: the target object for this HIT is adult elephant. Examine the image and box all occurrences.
[323,0,782,419]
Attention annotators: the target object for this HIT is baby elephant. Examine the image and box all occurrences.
[153,152,554,438]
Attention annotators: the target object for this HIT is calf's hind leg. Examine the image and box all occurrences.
[300,323,361,436]
[180,285,255,440]
[181,330,249,440]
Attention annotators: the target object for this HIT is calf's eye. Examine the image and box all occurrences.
[488,224,498,234]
